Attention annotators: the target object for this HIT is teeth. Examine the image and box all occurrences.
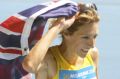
[83,49,88,51]
[82,49,89,52]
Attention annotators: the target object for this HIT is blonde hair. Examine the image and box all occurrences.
[67,3,100,35]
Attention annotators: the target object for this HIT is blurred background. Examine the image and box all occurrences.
[0,0,120,79]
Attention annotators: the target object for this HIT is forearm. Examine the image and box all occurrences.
[22,16,76,72]
[22,25,62,72]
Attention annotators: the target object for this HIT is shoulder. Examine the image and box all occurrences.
[43,46,57,66]
[38,46,57,78]
[36,46,56,71]
[89,47,99,66]
[45,47,56,64]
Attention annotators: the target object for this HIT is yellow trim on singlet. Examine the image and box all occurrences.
[50,46,95,79]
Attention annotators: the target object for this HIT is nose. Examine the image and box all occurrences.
[88,38,95,48]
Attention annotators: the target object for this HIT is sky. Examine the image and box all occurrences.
[0,0,120,79]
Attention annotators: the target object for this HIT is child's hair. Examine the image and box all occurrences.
[67,3,100,35]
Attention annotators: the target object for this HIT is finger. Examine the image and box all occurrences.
[57,17,65,23]
[52,17,65,26]
[65,16,75,23]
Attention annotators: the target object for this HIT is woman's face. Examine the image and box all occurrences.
[65,22,99,55]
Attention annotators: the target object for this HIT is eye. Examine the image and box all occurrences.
[82,36,90,39]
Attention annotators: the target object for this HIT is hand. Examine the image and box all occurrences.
[51,15,76,32]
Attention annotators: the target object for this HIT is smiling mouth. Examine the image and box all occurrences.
[81,49,89,53]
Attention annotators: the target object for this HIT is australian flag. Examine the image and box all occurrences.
[0,0,78,60]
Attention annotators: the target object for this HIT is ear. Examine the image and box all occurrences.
[61,30,71,38]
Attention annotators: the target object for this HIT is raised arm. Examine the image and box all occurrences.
[22,16,76,73]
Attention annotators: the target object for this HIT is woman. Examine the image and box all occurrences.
[22,3,100,79]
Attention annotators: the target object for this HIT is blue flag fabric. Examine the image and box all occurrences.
[0,0,78,60]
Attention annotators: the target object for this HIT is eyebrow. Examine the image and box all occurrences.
[80,33,98,37]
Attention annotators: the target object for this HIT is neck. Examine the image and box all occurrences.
[59,42,84,66]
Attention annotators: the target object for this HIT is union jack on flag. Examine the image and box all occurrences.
[0,0,78,60]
